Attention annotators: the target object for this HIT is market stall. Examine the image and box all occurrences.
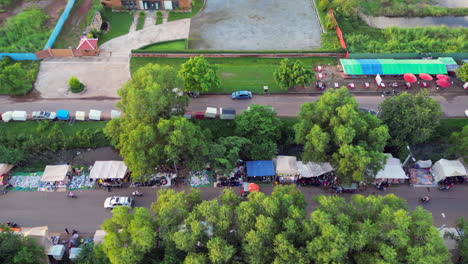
[431,159,467,184]
[375,154,408,184]
[40,165,71,191]
[275,156,299,184]
[189,169,213,187]
[297,161,333,186]
[89,161,128,188]
[0,163,14,185]
[245,160,275,182]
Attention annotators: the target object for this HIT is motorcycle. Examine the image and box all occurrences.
[439,184,454,191]
[67,192,77,199]
[6,222,19,228]
[132,191,143,196]
[420,196,430,203]
[375,183,386,191]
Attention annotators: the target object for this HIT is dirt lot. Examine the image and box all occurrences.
[0,0,66,25]
[189,0,322,50]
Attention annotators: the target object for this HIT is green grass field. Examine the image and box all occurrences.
[130,57,337,93]
[139,39,187,51]
[168,0,203,21]
[136,12,145,30]
[0,121,108,137]
[156,11,163,24]
[99,9,133,44]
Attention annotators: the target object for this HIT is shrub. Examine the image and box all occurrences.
[318,0,329,11]
[69,76,85,93]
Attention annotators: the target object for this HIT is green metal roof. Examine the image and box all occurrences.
[340,59,448,75]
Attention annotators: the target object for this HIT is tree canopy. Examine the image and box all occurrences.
[0,227,47,264]
[378,90,442,150]
[274,59,312,89]
[104,64,190,181]
[96,186,449,264]
[235,104,282,160]
[455,63,468,82]
[178,55,220,93]
[449,125,468,162]
[295,87,390,183]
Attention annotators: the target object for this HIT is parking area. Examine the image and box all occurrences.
[189,0,322,50]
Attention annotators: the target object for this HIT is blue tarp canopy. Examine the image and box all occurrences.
[57,110,69,120]
[246,161,275,177]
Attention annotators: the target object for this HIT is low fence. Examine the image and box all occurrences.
[348,53,468,60]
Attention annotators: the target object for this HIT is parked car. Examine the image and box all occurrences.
[231,91,252,100]
[358,108,378,116]
[104,196,133,209]
[32,111,56,120]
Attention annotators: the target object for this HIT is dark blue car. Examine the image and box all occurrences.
[231,91,252,100]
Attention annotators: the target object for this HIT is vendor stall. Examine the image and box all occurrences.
[245,160,275,182]
[275,156,299,184]
[297,161,333,178]
[375,154,408,184]
[431,159,467,184]
[0,163,14,185]
[89,161,128,187]
[40,165,71,191]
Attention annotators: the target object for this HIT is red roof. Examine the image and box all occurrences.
[77,38,98,50]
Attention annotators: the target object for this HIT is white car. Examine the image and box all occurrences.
[32,111,56,120]
[104,196,133,209]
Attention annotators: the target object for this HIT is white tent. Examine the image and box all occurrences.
[111,110,122,119]
[431,159,467,182]
[93,230,106,244]
[41,165,70,182]
[89,161,128,179]
[297,161,333,178]
[89,109,102,120]
[416,160,432,169]
[375,154,408,179]
[276,156,299,176]
[12,111,27,121]
[19,226,54,253]
[0,163,14,175]
[2,111,12,122]
[75,111,86,121]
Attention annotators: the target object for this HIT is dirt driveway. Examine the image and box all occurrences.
[189,0,322,50]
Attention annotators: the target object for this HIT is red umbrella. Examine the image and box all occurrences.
[247,183,260,192]
[403,73,417,83]
[419,73,433,81]
[436,79,450,88]
[436,74,450,81]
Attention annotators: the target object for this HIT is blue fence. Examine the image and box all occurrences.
[43,0,76,49]
[0,53,38,60]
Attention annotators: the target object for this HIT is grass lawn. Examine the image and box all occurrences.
[168,0,203,21]
[136,12,145,30]
[130,57,337,93]
[156,11,163,24]
[99,9,133,44]
[139,39,187,51]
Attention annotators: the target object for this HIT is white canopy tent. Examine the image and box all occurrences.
[297,161,333,178]
[0,163,14,176]
[375,154,408,179]
[89,161,128,179]
[93,230,106,244]
[431,159,467,182]
[19,226,54,254]
[75,111,86,121]
[41,165,71,182]
[276,156,299,176]
[89,109,102,120]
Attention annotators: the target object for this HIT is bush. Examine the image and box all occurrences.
[318,0,329,11]
[69,76,85,93]
[0,59,39,95]
[156,11,163,25]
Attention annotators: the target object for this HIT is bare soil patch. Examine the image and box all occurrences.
[0,0,66,25]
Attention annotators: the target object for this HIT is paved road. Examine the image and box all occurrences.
[1,94,466,117]
[0,184,466,233]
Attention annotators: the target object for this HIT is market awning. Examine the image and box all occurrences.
[431,159,467,182]
[89,161,128,179]
[246,161,275,177]
[275,156,299,176]
[340,59,448,75]
[0,163,14,175]
[375,154,408,179]
[297,161,333,178]
[41,165,70,182]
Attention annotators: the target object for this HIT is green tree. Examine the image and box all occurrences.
[449,125,468,162]
[325,13,337,30]
[318,0,330,11]
[379,91,442,150]
[0,63,32,95]
[454,218,468,263]
[295,88,389,183]
[274,59,312,89]
[104,64,189,181]
[330,0,358,16]
[101,207,156,264]
[178,55,220,93]
[209,136,251,174]
[74,243,110,264]
[68,76,85,93]
[235,104,282,160]
[455,63,468,82]
[0,145,26,164]
[0,227,46,264]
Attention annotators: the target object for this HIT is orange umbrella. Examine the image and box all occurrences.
[403,73,417,83]
[419,73,433,81]
[436,79,450,88]
[436,74,450,81]
[247,183,260,192]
